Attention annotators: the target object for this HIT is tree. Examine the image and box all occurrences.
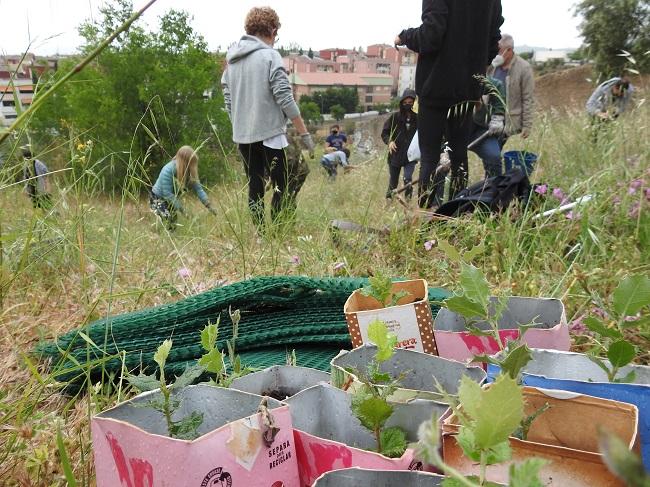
[30,0,231,189]
[307,48,314,59]
[300,87,358,114]
[519,51,534,61]
[330,104,346,121]
[299,101,321,124]
[574,0,650,76]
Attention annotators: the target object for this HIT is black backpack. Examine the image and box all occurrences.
[434,168,531,217]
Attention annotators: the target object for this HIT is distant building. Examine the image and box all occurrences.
[283,54,339,74]
[291,72,393,111]
[533,49,573,63]
[0,53,59,126]
[398,64,417,96]
[319,48,352,62]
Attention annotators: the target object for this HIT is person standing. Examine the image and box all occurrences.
[222,7,315,231]
[487,34,535,142]
[396,0,504,209]
[22,148,52,209]
[382,88,418,200]
[150,146,216,230]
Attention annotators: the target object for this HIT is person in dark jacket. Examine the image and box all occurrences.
[382,89,418,200]
[395,0,503,208]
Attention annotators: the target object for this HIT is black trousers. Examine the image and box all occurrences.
[417,103,472,208]
[386,162,417,199]
[238,142,289,229]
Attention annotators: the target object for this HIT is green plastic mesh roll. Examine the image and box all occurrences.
[36,276,449,390]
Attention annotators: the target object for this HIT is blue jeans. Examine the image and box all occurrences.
[469,125,503,179]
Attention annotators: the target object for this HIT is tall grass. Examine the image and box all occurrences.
[0,88,648,484]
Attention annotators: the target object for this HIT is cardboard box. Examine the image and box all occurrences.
[344,279,438,355]
[92,385,300,487]
[442,387,639,486]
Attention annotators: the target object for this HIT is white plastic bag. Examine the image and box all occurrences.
[407,131,421,162]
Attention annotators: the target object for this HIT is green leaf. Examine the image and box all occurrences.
[170,411,204,440]
[613,275,650,318]
[473,375,524,450]
[379,427,408,458]
[464,243,485,263]
[367,320,397,362]
[389,290,411,307]
[445,296,487,319]
[351,395,394,431]
[614,370,637,384]
[599,431,650,487]
[486,440,512,465]
[153,339,172,370]
[361,274,394,307]
[587,354,613,377]
[172,364,204,390]
[584,317,623,339]
[607,340,636,368]
[200,323,218,352]
[509,458,548,487]
[199,348,224,375]
[458,375,482,422]
[57,427,78,487]
[456,427,511,465]
[459,263,490,308]
[499,343,533,379]
[438,239,462,262]
[127,372,160,392]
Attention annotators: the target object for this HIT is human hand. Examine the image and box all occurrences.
[300,133,315,154]
[487,114,505,137]
[388,141,398,154]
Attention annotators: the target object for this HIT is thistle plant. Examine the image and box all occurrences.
[360,273,410,308]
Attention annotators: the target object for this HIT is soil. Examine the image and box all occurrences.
[535,64,650,112]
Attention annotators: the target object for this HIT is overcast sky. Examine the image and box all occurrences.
[0,0,582,56]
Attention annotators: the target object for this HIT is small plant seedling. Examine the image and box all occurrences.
[127,339,205,440]
[416,372,547,487]
[348,320,408,458]
[582,275,650,383]
[360,273,410,308]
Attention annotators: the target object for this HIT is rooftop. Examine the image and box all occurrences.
[292,72,393,86]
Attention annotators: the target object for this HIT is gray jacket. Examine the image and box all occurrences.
[487,55,535,136]
[586,78,634,117]
[221,35,300,144]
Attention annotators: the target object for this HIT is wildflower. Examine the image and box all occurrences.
[552,188,569,205]
[534,184,548,195]
[629,202,641,219]
[291,255,300,265]
[592,307,608,320]
[645,188,650,202]
[424,240,436,251]
[570,316,587,335]
[629,179,643,191]
[624,314,640,323]
[613,196,622,206]
[566,211,580,221]
[333,262,346,271]
[77,143,85,151]
[178,267,191,279]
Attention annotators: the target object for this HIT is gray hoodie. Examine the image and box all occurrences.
[221,35,300,144]
[586,77,634,117]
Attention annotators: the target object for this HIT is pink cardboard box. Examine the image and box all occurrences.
[92,385,300,487]
[285,384,446,486]
[433,297,570,363]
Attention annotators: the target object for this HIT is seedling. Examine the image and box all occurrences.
[579,275,650,382]
[416,372,547,487]
[127,339,205,440]
[348,320,408,458]
[360,273,410,308]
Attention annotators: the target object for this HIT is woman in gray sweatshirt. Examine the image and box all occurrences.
[222,7,315,231]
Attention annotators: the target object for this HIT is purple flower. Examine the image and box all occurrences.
[535,184,548,196]
[424,240,436,251]
[630,179,644,190]
[645,188,650,202]
[178,267,191,279]
[566,211,580,221]
[291,255,301,265]
[629,202,641,219]
[333,262,346,271]
[613,196,622,206]
[593,307,608,319]
[552,188,569,205]
[570,316,587,335]
[625,315,640,322]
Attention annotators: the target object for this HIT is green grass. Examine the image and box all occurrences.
[0,105,648,485]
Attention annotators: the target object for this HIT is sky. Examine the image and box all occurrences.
[0,0,583,56]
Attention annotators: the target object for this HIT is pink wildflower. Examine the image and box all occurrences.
[645,188,650,202]
[535,184,548,196]
[630,179,644,190]
[178,268,191,279]
[629,202,641,219]
[570,316,588,335]
[552,188,569,205]
[291,255,301,265]
[333,262,346,271]
[424,240,436,251]
[592,307,608,319]
[566,211,580,221]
